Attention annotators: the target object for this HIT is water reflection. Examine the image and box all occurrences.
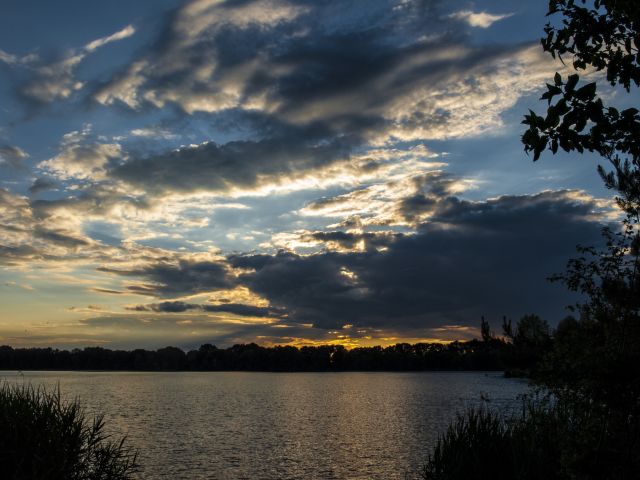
[0,371,527,479]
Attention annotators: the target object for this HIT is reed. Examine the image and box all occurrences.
[0,382,138,479]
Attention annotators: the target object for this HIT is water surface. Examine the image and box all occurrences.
[0,371,527,479]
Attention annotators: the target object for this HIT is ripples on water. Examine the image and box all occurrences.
[0,371,527,479]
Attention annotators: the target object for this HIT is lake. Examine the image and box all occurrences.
[0,371,528,479]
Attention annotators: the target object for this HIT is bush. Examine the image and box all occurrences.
[420,393,640,480]
[419,398,566,480]
[0,382,138,479]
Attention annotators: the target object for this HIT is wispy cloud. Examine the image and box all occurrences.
[0,145,29,169]
[84,25,136,52]
[2,24,136,104]
[448,10,514,29]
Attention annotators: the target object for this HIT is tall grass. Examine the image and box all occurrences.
[0,382,138,479]
[419,393,640,480]
[419,397,566,480]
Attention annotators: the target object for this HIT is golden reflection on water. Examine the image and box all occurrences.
[0,371,527,479]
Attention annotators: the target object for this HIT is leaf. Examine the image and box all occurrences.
[556,98,570,116]
[575,82,597,101]
[554,72,562,86]
[565,74,580,93]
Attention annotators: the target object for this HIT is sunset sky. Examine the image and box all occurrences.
[0,0,622,349]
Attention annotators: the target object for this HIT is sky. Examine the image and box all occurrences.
[0,0,623,350]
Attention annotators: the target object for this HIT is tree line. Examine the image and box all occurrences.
[0,315,553,372]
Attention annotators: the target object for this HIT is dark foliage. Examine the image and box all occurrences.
[0,314,554,372]
[420,399,565,480]
[527,215,640,478]
[542,218,640,403]
[0,383,137,479]
[0,339,514,372]
[522,0,640,217]
[425,2,640,478]
[420,392,640,480]
[501,314,553,376]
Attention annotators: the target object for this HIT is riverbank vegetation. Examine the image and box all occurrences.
[0,382,137,479]
[422,1,640,478]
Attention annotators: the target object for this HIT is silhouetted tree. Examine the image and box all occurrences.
[513,315,551,348]
[0,341,516,372]
[501,315,513,339]
[480,316,492,342]
[422,3,640,477]
[520,2,640,476]
[522,0,640,218]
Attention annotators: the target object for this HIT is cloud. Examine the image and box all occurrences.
[66,310,465,349]
[29,178,58,195]
[111,133,353,195]
[230,190,608,330]
[98,255,235,297]
[0,0,606,349]
[32,225,90,248]
[90,187,611,339]
[4,0,556,239]
[0,49,38,66]
[84,25,136,52]
[35,125,125,181]
[5,25,136,104]
[68,312,305,350]
[448,10,514,29]
[94,0,307,110]
[0,145,29,169]
[129,128,178,140]
[101,137,444,219]
[19,54,86,104]
[92,0,554,147]
[304,230,401,253]
[39,141,122,181]
[0,187,124,267]
[0,189,38,263]
[128,300,284,318]
[3,281,34,291]
[300,168,471,228]
[91,287,125,295]
[81,1,560,207]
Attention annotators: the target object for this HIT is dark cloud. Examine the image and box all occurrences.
[228,191,605,330]
[85,0,538,198]
[111,133,354,194]
[306,230,402,252]
[202,302,284,317]
[99,258,235,297]
[90,288,125,295]
[127,301,193,312]
[0,0,588,349]
[29,178,57,195]
[0,145,29,169]
[33,226,90,248]
[2,24,135,109]
[0,245,41,266]
[398,193,440,223]
[95,0,466,121]
[128,300,284,318]
[0,187,127,267]
[30,185,150,220]
[396,173,464,224]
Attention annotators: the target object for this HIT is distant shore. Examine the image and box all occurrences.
[0,339,522,372]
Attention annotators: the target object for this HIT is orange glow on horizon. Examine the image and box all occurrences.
[252,335,457,350]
